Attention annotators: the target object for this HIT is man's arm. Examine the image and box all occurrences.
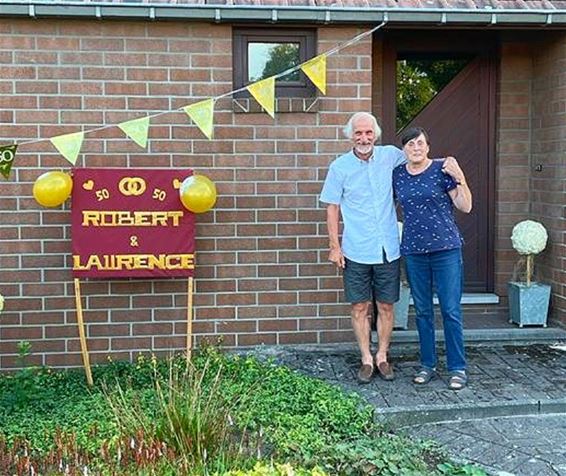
[327,204,345,268]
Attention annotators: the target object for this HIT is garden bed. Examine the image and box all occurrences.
[0,346,484,475]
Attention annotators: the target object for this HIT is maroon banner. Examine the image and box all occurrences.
[72,168,195,279]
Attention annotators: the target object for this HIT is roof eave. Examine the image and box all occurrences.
[1,3,565,28]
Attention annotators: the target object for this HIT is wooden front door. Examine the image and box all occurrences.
[379,31,496,292]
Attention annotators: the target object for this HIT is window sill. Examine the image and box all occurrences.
[232,97,319,114]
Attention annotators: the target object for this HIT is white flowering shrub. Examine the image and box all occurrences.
[511,220,548,255]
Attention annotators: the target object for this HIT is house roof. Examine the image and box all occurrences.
[1,0,565,26]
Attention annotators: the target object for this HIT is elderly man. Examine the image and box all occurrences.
[320,112,404,384]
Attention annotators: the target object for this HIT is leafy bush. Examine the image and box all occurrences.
[104,355,256,475]
[0,347,485,475]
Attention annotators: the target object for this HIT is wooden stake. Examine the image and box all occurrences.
[186,276,194,361]
[74,278,93,386]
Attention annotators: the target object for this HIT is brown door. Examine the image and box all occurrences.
[380,32,496,292]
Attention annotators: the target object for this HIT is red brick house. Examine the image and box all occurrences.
[0,0,564,368]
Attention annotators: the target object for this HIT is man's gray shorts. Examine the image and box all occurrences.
[343,256,400,304]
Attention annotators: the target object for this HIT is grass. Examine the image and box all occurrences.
[0,346,486,475]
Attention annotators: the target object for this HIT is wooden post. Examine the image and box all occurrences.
[73,278,93,386]
[186,276,194,361]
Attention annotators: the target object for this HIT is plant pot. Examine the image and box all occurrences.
[508,281,551,327]
[394,284,410,330]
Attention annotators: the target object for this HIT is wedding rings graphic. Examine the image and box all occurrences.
[118,176,146,196]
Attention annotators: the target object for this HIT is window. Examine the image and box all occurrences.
[233,28,317,98]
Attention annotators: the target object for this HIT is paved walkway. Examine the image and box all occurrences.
[249,341,566,476]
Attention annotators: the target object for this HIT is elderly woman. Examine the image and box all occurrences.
[393,127,472,390]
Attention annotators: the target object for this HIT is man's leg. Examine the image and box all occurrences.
[343,258,374,383]
[372,256,400,380]
[351,301,372,366]
[375,301,394,365]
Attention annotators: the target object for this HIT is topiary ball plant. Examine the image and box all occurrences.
[510,220,548,286]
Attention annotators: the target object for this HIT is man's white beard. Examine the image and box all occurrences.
[355,144,373,155]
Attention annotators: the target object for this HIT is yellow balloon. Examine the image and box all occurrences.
[180,174,217,213]
[33,171,73,208]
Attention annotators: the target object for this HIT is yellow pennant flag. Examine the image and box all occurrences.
[247,77,275,118]
[50,132,84,165]
[183,99,215,140]
[118,116,150,148]
[301,54,327,94]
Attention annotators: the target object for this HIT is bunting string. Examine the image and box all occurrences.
[2,21,385,171]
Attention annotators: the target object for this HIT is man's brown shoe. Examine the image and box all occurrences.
[377,361,395,381]
[357,364,374,384]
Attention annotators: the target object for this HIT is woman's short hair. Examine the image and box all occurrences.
[343,112,382,140]
[401,127,430,146]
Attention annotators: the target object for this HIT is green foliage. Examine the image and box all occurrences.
[104,355,255,475]
[0,348,486,475]
[260,43,300,82]
[223,461,328,476]
[438,462,488,475]
[396,59,469,131]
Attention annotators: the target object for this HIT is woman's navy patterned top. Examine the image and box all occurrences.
[393,159,463,255]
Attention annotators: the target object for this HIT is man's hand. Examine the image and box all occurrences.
[329,246,345,269]
[442,156,465,184]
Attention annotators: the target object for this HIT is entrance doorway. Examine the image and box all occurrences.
[378,31,497,293]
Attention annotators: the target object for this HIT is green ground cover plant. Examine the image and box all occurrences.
[0,345,485,475]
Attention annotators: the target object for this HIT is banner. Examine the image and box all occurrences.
[301,54,327,94]
[118,117,150,148]
[247,77,275,118]
[0,144,17,179]
[184,99,214,139]
[50,132,84,165]
[72,168,196,279]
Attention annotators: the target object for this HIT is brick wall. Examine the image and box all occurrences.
[531,33,566,323]
[0,19,372,368]
[497,33,566,325]
[495,40,533,298]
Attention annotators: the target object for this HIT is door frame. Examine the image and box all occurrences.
[377,30,497,292]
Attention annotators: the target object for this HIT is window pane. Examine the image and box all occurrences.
[248,42,301,83]
[396,58,470,132]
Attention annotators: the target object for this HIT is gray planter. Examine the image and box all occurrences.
[508,281,551,327]
[394,284,410,330]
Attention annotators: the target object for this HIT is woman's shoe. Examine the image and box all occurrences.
[448,370,468,390]
[413,367,436,385]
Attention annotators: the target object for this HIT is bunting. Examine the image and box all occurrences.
[301,54,327,95]
[7,22,385,167]
[183,99,215,140]
[118,117,150,148]
[0,144,18,179]
[247,77,276,118]
[50,132,84,165]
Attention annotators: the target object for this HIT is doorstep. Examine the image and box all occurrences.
[409,293,500,306]
[389,326,566,344]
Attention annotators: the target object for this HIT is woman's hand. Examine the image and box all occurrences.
[442,156,466,183]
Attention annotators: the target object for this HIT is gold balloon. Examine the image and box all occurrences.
[180,174,217,214]
[33,171,73,208]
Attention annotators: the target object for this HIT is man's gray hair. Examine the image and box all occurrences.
[343,112,382,140]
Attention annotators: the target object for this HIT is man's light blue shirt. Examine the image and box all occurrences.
[320,145,406,264]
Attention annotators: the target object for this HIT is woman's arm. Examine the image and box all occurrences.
[443,158,472,213]
[448,180,472,213]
